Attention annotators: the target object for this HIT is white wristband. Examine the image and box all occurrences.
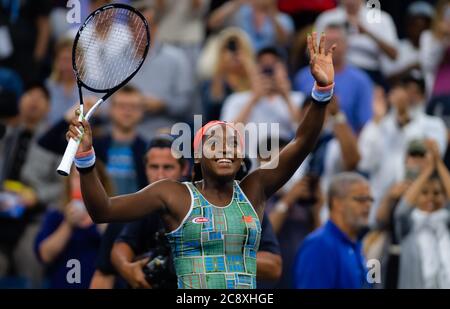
[74,148,96,169]
[311,82,335,103]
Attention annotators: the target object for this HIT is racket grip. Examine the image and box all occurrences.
[57,138,81,176]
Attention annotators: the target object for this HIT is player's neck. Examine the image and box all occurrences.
[112,126,136,143]
[200,176,234,195]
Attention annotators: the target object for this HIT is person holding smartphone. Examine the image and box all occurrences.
[220,46,304,156]
[34,164,113,288]
[201,28,257,122]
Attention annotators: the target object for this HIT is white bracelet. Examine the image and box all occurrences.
[74,148,96,169]
[311,82,335,104]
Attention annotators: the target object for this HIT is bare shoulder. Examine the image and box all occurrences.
[239,170,265,212]
[141,179,189,199]
[141,179,191,219]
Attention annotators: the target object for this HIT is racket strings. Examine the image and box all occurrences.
[75,7,148,91]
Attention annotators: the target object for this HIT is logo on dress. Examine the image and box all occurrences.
[242,215,253,223]
[192,217,209,224]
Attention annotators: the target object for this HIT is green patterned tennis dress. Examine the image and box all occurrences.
[165,181,261,289]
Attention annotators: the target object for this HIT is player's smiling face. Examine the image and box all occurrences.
[199,124,243,180]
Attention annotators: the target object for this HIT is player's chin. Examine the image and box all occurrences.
[211,160,240,178]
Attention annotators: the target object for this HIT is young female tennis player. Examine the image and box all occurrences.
[66,32,336,289]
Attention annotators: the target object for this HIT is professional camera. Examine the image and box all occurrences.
[140,229,177,289]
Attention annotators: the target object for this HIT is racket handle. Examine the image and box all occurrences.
[57,138,81,176]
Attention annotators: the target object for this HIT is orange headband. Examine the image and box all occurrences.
[193,121,244,156]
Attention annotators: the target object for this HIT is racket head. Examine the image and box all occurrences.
[72,3,150,93]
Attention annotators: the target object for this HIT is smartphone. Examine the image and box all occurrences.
[405,167,420,181]
[262,66,274,77]
[226,38,238,53]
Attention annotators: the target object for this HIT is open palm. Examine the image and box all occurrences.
[307,32,336,87]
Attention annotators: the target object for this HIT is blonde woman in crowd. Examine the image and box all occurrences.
[199,28,257,122]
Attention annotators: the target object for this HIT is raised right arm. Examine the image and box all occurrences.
[79,168,176,223]
[66,118,184,224]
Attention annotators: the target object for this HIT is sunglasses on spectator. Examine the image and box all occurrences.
[351,196,374,203]
[408,151,426,157]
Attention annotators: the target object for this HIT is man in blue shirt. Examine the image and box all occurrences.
[294,24,373,133]
[293,172,372,289]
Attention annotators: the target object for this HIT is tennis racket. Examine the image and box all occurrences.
[57,3,150,176]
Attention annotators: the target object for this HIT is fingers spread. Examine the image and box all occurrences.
[307,34,314,60]
[319,32,326,55]
[311,32,318,55]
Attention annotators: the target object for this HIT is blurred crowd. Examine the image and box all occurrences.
[1,0,450,289]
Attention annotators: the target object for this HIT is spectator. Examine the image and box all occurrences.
[220,46,304,157]
[154,0,210,69]
[34,164,113,288]
[200,28,257,122]
[208,0,295,51]
[110,135,188,289]
[0,83,50,287]
[96,86,147,195]
[371,139,427,289]
[395,140,450,288]
[381,1,434,84]
[358,80,447,222]
[313,96,361,192]
[283,96,361,195]
[130,2,194,140]
[45,37,78,126]
[376,140,429,229]
[0,0,52,84]
[0,82,50,185]
[315,0,399,86]
[20,99,98,209]
[294,172,372,289]
[420,0,450,98]
[294,23,373,133]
